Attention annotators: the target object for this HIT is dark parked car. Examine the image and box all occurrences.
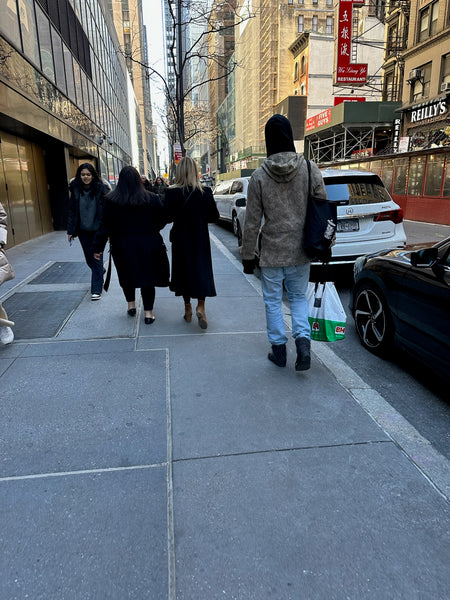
[350,236,450,382]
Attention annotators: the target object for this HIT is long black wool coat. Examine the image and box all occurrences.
[93,193,170,289]
[164,186,219,298]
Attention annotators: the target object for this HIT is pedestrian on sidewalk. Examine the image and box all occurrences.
[0,202,14,345]
[164,156,219,329]
[67,162,110,301]
[241,114,327,370]
[93,166,169,324]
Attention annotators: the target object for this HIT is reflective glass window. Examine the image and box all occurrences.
[35,4,55,82]
[72,58,83,110]
[408,156,426,195]
[393,158,408,195]
[443,159,450,196]
[424,155,445,196]
[380,160,393,193]
[0,0,21,50]
[81,69,89,114]
[63,42,76,101]
[51,27,66,94]
[18,0,40,67]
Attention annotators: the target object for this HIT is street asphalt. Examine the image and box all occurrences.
[0,224,449,599]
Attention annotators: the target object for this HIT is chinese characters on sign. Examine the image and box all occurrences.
[335,0,368,86]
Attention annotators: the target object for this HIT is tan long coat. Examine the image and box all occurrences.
[0,203,14,285]
[241,153,327,267]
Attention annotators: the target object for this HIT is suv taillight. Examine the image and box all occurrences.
[373,209,403,224]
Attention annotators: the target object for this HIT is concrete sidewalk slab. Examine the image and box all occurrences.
[136,294,266,337]
[173,443,449,599]
[0,347,168,477]
[140,333,389,461]
[0,468,168,599]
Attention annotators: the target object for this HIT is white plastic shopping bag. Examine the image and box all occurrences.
[307,281,346,342]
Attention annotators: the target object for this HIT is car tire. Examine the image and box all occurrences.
[353,282,394,357]
[232,213,243,245]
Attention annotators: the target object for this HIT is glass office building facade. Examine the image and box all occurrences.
[0,0,133,245]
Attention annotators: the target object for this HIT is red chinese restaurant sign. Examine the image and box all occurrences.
[335,0,368,86]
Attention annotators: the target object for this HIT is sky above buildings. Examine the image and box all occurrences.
[142,1,169,169]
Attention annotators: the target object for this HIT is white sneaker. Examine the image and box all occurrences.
[0,326,14,345]
[91,293,102,301]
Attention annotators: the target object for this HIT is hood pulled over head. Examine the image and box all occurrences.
[261,152,303,182]
[265,114,296,157]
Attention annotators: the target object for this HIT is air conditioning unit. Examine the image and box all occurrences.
[408,69,423,81]
[440,81,450,93]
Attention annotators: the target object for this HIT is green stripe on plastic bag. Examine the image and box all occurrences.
[308,317,346,342]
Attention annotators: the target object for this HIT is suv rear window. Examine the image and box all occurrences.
[324,175,392,205]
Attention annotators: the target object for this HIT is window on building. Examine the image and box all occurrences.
[301,55,306,74]
[35,4,55,83]
[298,0,304,4]
[326,16,333,34]
[441,53,450,89]
[300,83,306,95]
[326,0,333,5]
[312,15,318,32]
[0,0,21,49]
[384,71,395,101]
[408,156,426,195]
[294,61,299,81]
[19,0,41,68]
[51,27,67,94]
[418,1,439,43]
[298,15,304,32]
[288,0,293,4]
[424,155,445,195]
[313,0,318,5]
[411,62,432,101]
[387,23,398,56]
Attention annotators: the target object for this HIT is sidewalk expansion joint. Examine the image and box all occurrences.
[172,439,393,464]
[0,462,167,483]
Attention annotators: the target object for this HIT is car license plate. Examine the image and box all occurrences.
[337,219,359,232]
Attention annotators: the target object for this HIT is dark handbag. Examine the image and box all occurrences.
[303,159,337,262]
[103,242,112,292]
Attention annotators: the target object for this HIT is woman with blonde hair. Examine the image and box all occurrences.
[164,156,219,329]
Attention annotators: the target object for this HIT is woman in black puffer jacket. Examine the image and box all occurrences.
[67,163,109,300]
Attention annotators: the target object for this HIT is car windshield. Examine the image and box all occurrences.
[325,175,392,205]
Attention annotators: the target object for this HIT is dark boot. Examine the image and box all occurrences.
[268,344,287,367]
[295,337,311,371]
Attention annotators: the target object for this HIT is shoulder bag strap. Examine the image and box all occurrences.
[306,158,312,198]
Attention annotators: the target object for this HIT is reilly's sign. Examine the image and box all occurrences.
[409,98,448,125]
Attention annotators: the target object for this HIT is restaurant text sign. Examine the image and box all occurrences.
[335,0,368,86]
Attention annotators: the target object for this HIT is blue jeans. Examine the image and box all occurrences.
[260,264,310,346]
[78,230,104,295]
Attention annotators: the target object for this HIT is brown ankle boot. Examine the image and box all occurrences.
[183,303,192,322]
[195,301,208,329]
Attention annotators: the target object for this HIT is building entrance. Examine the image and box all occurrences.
[0,131,53,246]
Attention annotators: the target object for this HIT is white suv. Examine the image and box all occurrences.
[321,169,406,264]
[235,169,407,262]
[213,177,250,243]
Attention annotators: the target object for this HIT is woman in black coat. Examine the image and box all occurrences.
[67,162,109,300]
[164,156,219,329]
[93,166,169,324]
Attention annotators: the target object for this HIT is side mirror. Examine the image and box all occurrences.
[410,247,438,268]
[235,197,246,208]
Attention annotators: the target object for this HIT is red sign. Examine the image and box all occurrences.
[305,116,316,132]
[335,0,368,86]
[305,109,332,132]
[316,109,332,127]
[174,143,183,165]
[334,96,366,105]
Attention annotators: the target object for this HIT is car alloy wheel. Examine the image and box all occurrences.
[354,284,393,355]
